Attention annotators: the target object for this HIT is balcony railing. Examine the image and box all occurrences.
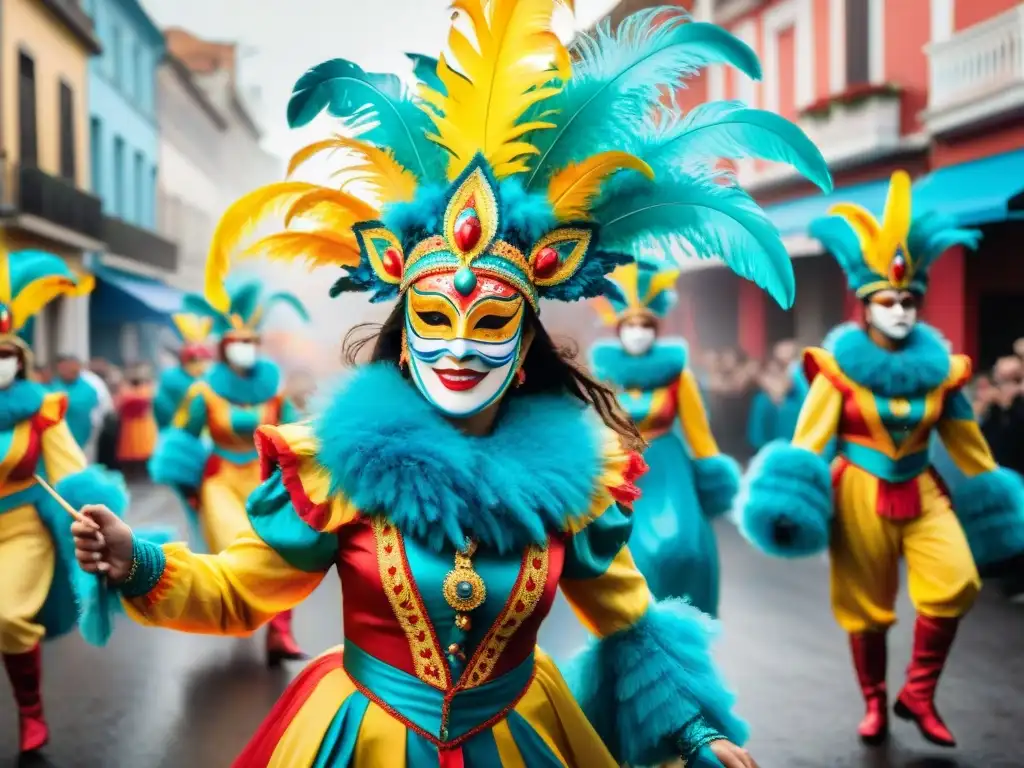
[0,160,105,242]
[924,6,1024,135]
[101,215,179,272]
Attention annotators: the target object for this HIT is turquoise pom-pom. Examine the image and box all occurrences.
[693,454,741,519]
[735,440,834,558]
[952,467,1024,570]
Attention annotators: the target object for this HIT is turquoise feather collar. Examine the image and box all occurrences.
[0,380,46,430]
[206,360,281,405]
[824,322,951,397]
[591,338,688,390]
[314,363,608,553]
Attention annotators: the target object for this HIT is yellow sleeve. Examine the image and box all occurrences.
[122,535,327,635]
[792,349,844,454]
[676,369,720,460]
[39,394,87,483]
[936,356,997,477]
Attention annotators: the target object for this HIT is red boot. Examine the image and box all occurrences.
[849,631,889,744]
[3,646,49,753]
[265,610,308,666]
[894,615,959,747]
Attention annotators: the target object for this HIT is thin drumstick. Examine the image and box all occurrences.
[33,474,86,522]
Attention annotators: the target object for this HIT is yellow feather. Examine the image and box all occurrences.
[206,181,335,312]
[420,0,570,179]
[10,275,92,332]
[642,268,680,306]
[288,136,418,205]
[287,137,349,177]
[590,296,619,327]
[878,170,912,271]
[0,239,10,305]
[609,262,641,309]
[240,231,362,271]
[828,201,883,274]
[283,188,379,230]
[172,314,213,344]
[547,151,654,220]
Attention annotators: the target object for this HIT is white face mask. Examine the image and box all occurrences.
[619,324,656,356]
[866,290,918,341]
[0,357,18,389]
[223,341,258,370]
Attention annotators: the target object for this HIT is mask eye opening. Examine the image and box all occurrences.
[473,314,512,331]
[416,311,452,327]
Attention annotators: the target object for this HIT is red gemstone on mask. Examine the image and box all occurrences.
[455,216,482,252]
[0,308,10,334]
[382,247,403,278]
[890,253,906,283]
[534,247,559,278]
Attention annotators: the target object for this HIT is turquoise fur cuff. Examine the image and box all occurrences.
[736,441,833,558]
[562,598,747,767]
[122,536,167,598]
[952,468,1024,570]
[693,454,741,519]
[149,428,210,490]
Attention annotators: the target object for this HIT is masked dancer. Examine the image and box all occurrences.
[0,249,129,754]
[147,280,310,663]
[69,3,835,765]
[154,314,214,429]
[589,262,740,616]
[737,170,1024,748]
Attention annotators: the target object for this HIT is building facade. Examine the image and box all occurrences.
[83,0,179,366]
[0,0,102,362]
[617,0,1024,368]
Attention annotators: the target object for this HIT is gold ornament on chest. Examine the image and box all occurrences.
[888,398,911,418]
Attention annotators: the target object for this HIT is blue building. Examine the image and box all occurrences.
[83,0,180,367]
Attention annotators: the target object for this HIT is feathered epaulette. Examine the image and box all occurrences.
[254,363,646,553]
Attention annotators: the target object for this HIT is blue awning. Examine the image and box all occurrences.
[911,148,1024,226]
[764,178,891,238]
[91,265,183,325]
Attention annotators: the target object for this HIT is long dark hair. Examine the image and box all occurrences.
[342,302,644,452]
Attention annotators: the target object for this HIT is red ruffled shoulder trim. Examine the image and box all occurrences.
[607,451,648,510]
[32,392,69,431]
[254,425,332,530]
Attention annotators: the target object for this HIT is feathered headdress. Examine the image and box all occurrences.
[592,261,679,325]
[809,170,982,298]
[0,247,94,352]
[170,313,214,363]
[181,279,309,341]
[205,3,832,314]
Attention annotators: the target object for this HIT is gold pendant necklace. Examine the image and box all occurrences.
[442,538,486,668]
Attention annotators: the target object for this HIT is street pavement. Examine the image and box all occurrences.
[2,483,1022,767]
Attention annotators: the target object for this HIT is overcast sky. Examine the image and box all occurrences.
[141,0,621,160]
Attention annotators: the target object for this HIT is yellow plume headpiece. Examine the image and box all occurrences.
[0,245,93,338]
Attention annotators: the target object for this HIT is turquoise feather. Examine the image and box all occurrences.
[9,249,83,297]
[595,172,796,308]
[908,211,982,275]
[261,291,310,326]
[809,215,875,292]
[526,8,761,189]
[286,58,442,179]
[640,101,833,193]
[406,53,447,97]
[228,280,263,324]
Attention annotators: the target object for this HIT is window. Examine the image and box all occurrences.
[133,151,144,224]
[59,81,76,181]
[112,25,123,87]
[845,0,871,87]
[90,117,102,196]
[113,136,125,216]
[18,51,38,165]
[150,165,158,228]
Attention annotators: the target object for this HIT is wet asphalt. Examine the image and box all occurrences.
[1,484,1022,768]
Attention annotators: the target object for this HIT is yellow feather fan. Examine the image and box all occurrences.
[172,314,213,344]
[418,0,571,179]
[205,181,378,312]
[547,151,654,220]
[287,135,418,204]
[240,231,362,271]
[828,170,912,277]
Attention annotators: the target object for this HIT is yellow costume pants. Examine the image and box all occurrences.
[0,506,55,653]
[830,464,980,633]
[200,459,262,554]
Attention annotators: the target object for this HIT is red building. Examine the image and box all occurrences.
[621,0,1024,368]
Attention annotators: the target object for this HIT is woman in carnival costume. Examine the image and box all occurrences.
[589,262,739,616]
[69,3,833,765]
[115,362,159,472]
[737,170,1024,748]
[0,249,130,753]
[153,313,214,429]
[147,280,310,664]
